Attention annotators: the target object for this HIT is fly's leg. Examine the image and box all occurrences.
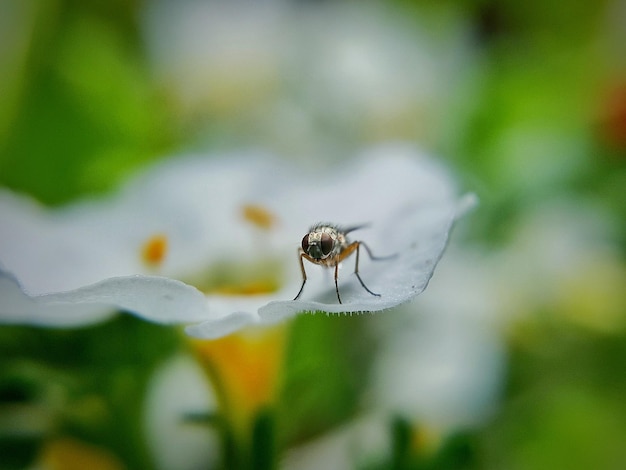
[334,263,342,304]
[293,251,308,300]
[353,242,381,297]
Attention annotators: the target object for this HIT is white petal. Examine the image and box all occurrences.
[0,269,210,326]
[0,269,114,327]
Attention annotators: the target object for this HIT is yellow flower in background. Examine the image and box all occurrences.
[190,325,286,435]
[36,437,124,470]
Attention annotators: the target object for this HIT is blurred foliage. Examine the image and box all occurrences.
[1,0,625,469]
[0,0,175,204]
[279,314,377,444]
[478,322,626,470]
[0,316,181,469]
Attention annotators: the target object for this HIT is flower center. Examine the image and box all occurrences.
[188,204,282,295]
[189,259,284,296]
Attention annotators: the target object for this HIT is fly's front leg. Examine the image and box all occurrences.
[334,263,342,304]
[293,250,308,300]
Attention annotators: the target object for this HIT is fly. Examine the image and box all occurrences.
[293,223,394,304]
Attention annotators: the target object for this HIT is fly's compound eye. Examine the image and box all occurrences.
[320,232,333,257]
[307,239,324,259]
[301,234,310,253]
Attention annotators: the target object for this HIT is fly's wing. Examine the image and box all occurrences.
[342,223,371,235]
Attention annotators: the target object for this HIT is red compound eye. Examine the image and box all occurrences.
[301,234,310,253]
[320,232,333,256]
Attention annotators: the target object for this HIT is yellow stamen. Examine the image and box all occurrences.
[241,204,277,230]
[141,234,168,268]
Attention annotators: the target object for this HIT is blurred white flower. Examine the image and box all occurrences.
[0,145,471,338]
[144,354,219,470]
[143,0,286,118]
[369,199,624,437]
[371,247,506,434]
[281,414,389,470]
[142,0,471,154]
[494,201,626,332]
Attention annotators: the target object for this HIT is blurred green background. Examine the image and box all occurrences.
[1,0,625,469]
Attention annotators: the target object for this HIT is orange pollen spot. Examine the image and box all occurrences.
[141,234,168,267]
[241,204,277,230]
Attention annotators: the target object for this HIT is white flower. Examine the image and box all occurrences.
[0,144,473,338]
[370,248,506,434]
[144,354,219,470]
[490,201,626,331]
[281,414,390,470]
[142,1,471,154]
